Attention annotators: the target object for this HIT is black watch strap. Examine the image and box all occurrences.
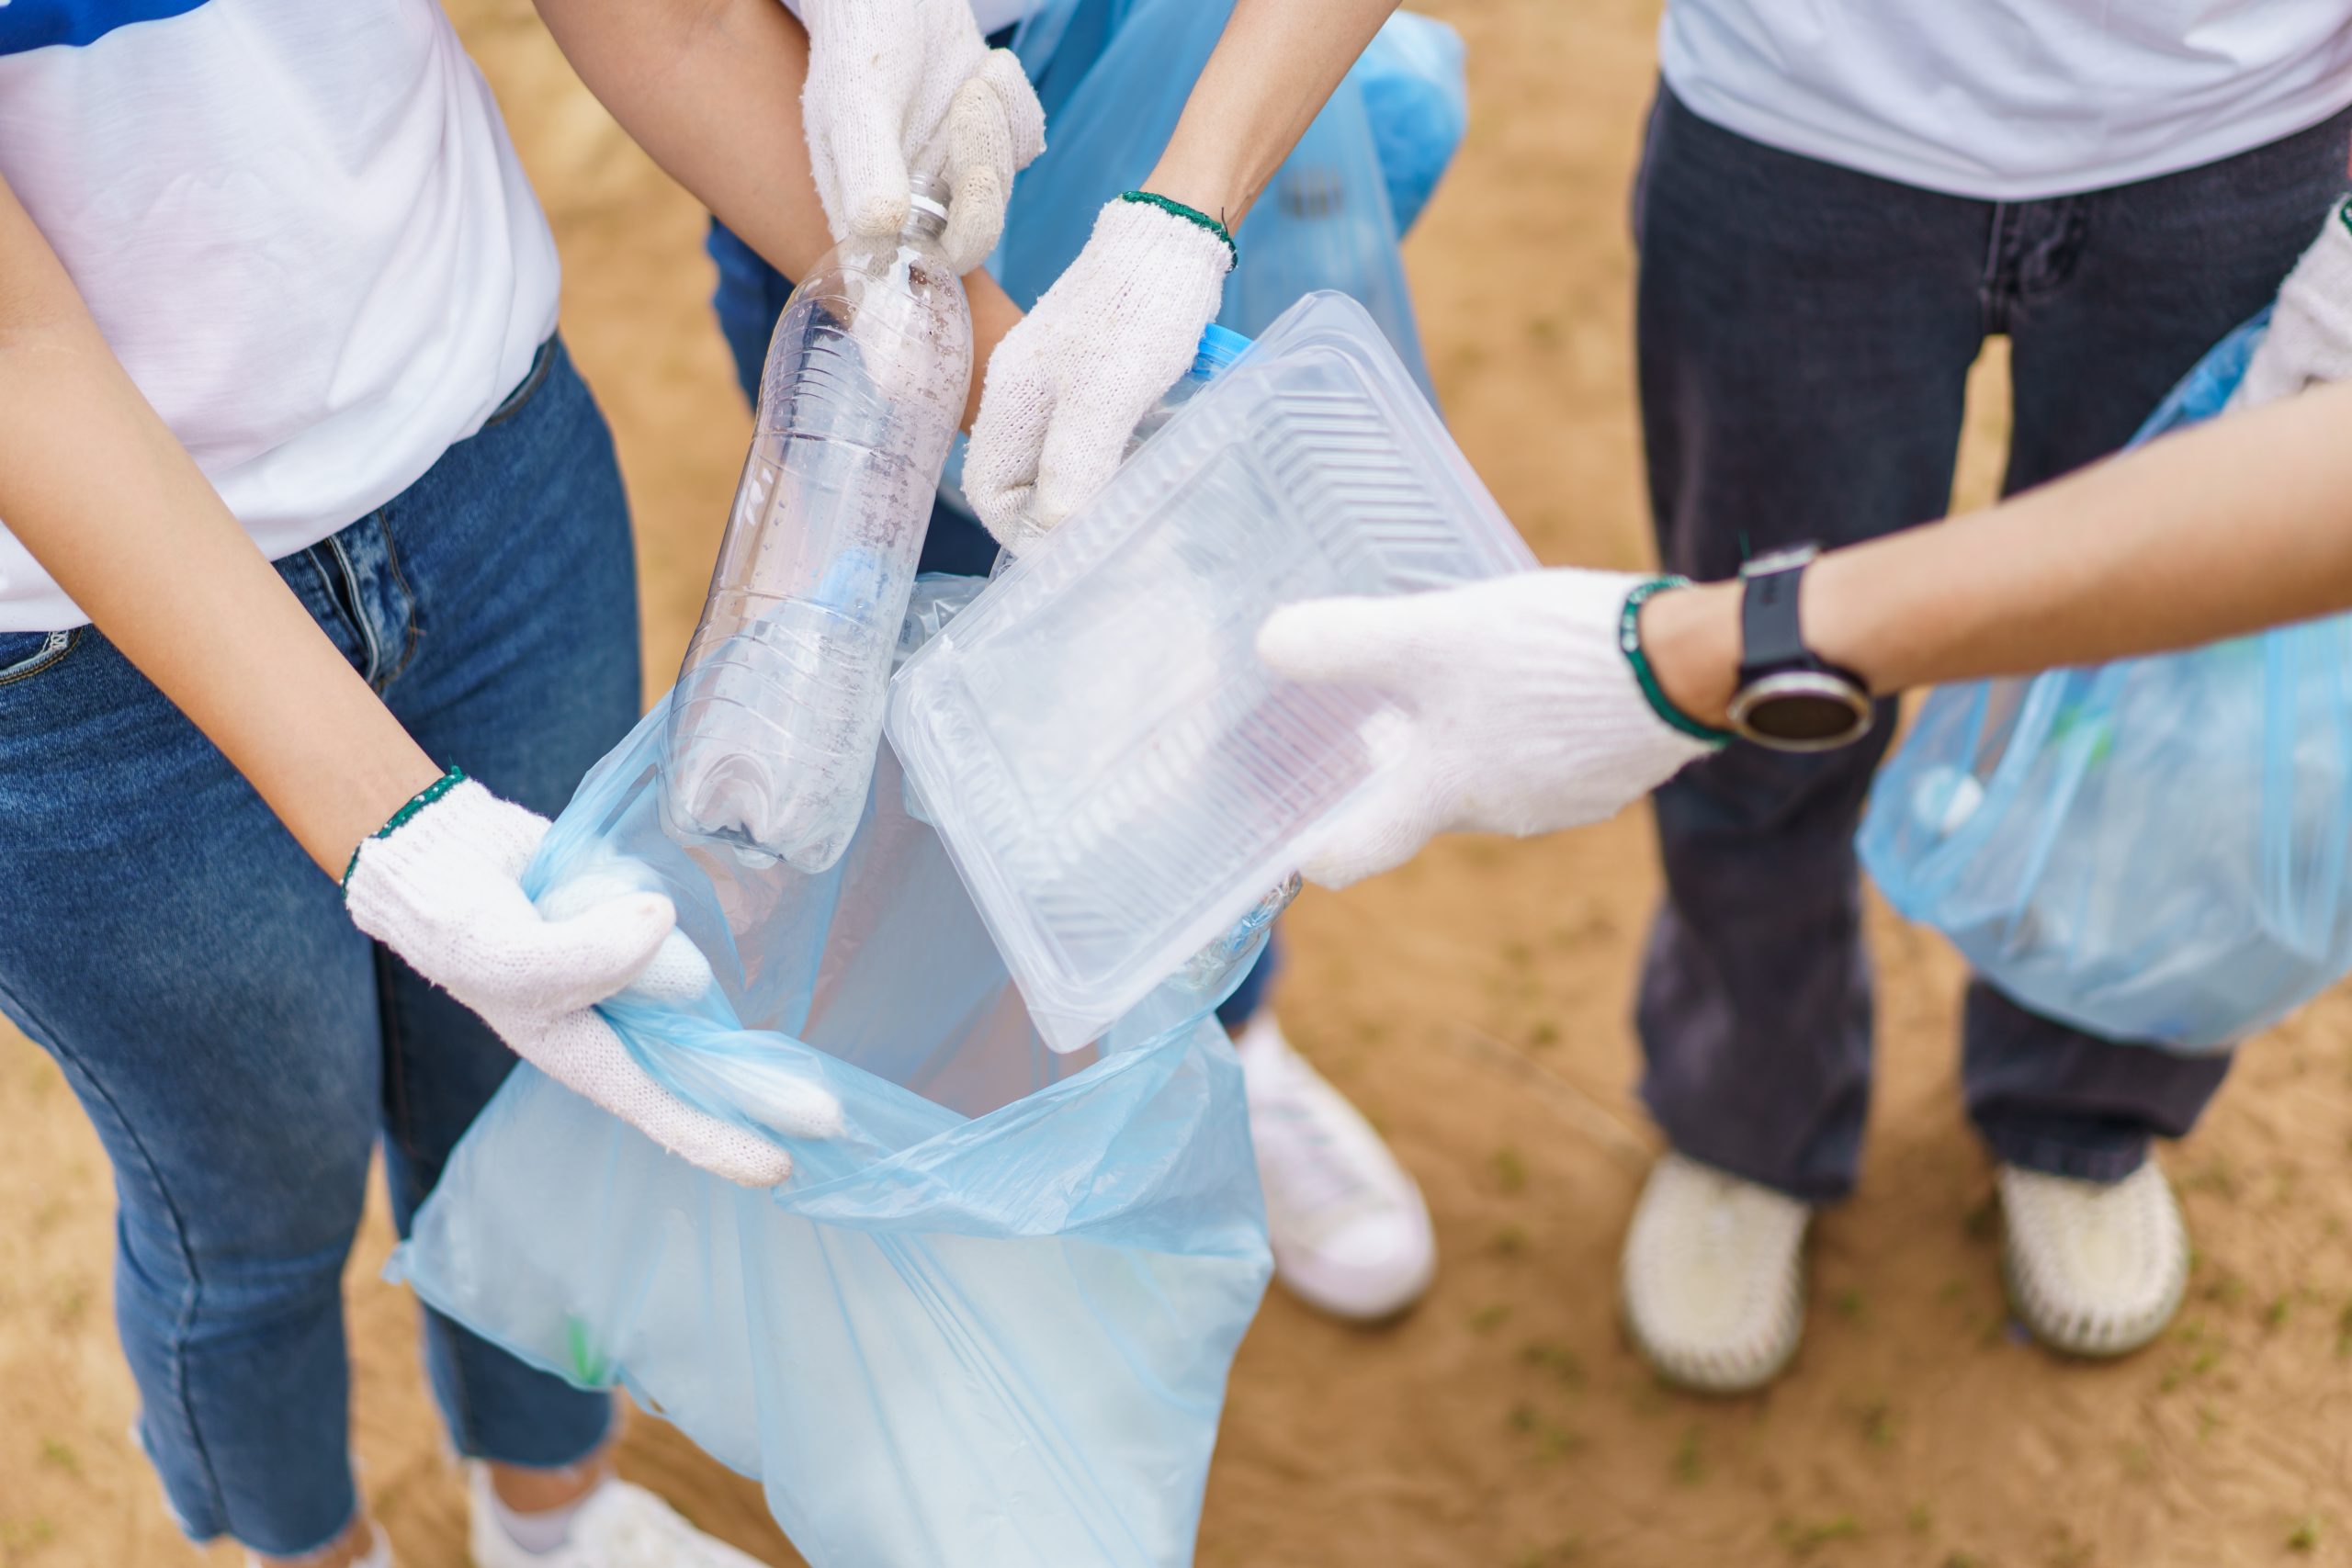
[1739,552,1811,679]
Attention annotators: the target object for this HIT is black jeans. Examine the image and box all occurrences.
[1632,85,2352,1201]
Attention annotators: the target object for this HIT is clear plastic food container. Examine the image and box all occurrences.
[888,292,1537,1051]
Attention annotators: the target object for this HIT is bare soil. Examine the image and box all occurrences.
[6,3,2351,1564]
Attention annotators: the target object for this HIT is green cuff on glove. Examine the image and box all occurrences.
[342,766,468,893]
[1118,190,1239,266]
[1618,579,1736,747]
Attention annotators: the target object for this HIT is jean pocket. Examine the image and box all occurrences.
[481,337,560,430]
[0,628,81,690]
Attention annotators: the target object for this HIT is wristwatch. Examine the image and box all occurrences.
[1725,545,1873,752]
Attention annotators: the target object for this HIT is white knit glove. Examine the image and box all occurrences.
[800,0,1046,275]
[965,197,1234,549]
[2232,198,2352,412]
[1255,570,1719,888]
[344,777,841,1187]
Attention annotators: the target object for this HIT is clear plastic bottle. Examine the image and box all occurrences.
[663,181,971,873]
[1128,323,1250,446]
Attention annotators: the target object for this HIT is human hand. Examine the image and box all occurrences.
[800,0,1046,275]
[343,773,842,1186]
[963,196,1234,550]
[1255,570,1719,888]
[2233,197,2352,412]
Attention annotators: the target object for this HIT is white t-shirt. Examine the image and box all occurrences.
[1660,0,2352,200]
[0,0,560,632]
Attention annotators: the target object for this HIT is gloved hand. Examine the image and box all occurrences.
[965,197,1234,550]
[344,773,842,1187]
[2233,197,2352,411]
[800,0,1046,275]
[1255,570,1718,888]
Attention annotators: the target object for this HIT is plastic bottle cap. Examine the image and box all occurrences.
[1196,323,1251,368]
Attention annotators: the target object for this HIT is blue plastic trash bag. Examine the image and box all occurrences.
[1010,3,1464,240]
[1222,53,1430,392]
[392,581,1273,1568]
[1356,11,1469,234]
[993,0,1446,397]
[1860,309,2352,1050]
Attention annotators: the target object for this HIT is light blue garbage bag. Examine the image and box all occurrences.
[392,581,1274,1568]
[934,0,1462,518]
[1009,1,1464,239]
[1356,11,1469,235]
[1860,309,2352,1050]
[992,0,1458,399]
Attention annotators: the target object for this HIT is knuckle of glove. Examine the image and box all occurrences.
[570,1029,798,1187]
[1033,430,1122,529]
[946,75,1016,178]
[630,929,718,1004]
[968,347,1054,513]
[978,50,1046,165]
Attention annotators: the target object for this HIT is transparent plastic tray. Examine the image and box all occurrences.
[888,292,1537,1051]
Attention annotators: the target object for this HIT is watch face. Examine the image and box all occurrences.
[1729,671,1873,752]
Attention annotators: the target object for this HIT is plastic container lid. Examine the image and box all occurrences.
[887,291,1537,1051]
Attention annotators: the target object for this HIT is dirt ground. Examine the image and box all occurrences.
[6,2,2352,1564]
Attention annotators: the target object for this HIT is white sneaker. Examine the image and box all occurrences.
[1237,1015,1437,1320]
[246,1522,393,1568]
[1621,1152,1809,1394]
[469,1466,770,1568]
[1999,1160,2188,1358]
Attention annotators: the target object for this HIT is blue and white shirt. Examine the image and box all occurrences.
[0,0,560,630]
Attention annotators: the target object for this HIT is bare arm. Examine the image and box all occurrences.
[528,0,1021,425]
[1642,378,2352,724]
[0,178,440,875]
[1141,0,1403,227]
[941,0,1401,542]
[534,0,1398,285]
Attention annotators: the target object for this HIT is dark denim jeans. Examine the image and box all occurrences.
[1632,87,2352,1201]
[705,222,1283,1029]
[0,339,629,1556]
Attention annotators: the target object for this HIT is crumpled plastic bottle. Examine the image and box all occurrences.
[664,177,970,874]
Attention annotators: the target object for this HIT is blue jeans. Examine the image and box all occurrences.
[0,339,631,1556]
[705,223,1283,1030]
[1631,87,2352,1201]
